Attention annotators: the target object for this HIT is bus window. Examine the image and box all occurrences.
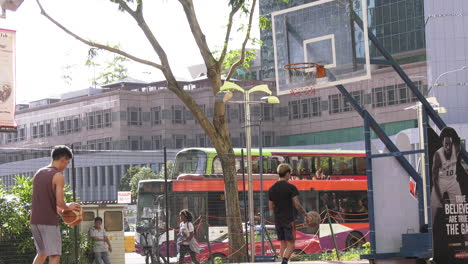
[319,191,368,223]
[237,157,261,174]
[104,211,123,231]
[332,157,353,175]
[355,157,366,175]
[298,157,313,179]
[213,157,223,174]
[287,156,300,176]
[173,149,207,178]
[315,156,331,175]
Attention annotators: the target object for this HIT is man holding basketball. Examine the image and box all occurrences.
[30,145,81,264]
[269,163,312,264]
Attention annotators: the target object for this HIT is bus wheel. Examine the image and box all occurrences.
[210,253,227,262]
[345,231,365,249]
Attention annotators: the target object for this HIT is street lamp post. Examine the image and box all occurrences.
[427,66,468,96]
[216,81,279,263]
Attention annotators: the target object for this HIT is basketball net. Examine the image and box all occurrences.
[284,63,326,98]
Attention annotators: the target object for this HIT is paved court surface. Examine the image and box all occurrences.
[125,252,370,264]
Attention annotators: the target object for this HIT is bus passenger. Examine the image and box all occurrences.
[269,163,312,264]
[313,168,330,180]
[177,210,200,264]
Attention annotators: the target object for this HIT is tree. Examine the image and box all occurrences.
[35,0,258,261]
[157,160,174,180]
[86,45,129,86]
[130,167,158,197]
[0,176,91,264]
[119,166,142,192]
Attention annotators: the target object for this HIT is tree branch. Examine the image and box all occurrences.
[218,2,243,64]
[179,0,218,71]
[35,0,163,70]
[225,0,257,80]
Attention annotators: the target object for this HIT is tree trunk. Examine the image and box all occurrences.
[213,141,246,263]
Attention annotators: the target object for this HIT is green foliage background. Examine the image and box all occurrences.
[119,161,174,197]
[0,175,93,264]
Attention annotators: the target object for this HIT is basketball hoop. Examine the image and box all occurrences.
[284,62,326,97]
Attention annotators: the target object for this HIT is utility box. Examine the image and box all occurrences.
[79,204,126,264]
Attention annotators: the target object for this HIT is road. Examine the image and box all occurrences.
[125,252,370,264]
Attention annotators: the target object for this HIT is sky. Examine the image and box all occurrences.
[0,0,260,103]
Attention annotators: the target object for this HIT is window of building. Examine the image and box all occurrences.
[301,99,309,118]
[104,211,123,231]
[172,106,186,124]
[87,140,96,150]
[151,106,161,125]
[31,123,38,138]
[38,124,45,138]
[128,107,142,126]
[45,121,52,136]
[329,94,342,114]
[372,87,385,107]
[310,97,321,117]
[343,91,363,112]
[152,135,162,150]
[129,136,142,150]
[372,81,425,107]
[197,134,207,147]
[288,100,300,119]
[238,104,245,122]
[87,114,95,130]
[66,118,73,134]
[173,135,186,149]
[96,112,103,129]
[262,104,274,121]
[104,110,112,127]
[83,212,95,221]
[263,132,274,147]
[18,126,26,141]
[398,84,409,104]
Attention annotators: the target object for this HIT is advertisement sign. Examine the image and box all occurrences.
[0,28,17,131]
[117,191,132,204]
[429,126,468,263]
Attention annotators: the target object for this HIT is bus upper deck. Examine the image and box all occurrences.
[173,147,366,180]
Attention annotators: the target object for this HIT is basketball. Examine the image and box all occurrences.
[61,208,83,226]
[305,211,321,227]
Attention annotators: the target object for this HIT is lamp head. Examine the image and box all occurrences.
[1,0,24,11]
[215,90,233,103]
[260,96,280,104]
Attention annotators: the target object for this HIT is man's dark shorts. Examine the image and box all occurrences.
[275,221,296,241]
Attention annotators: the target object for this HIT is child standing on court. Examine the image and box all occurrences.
[177,209,200,264]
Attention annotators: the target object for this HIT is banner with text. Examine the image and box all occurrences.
[429,126,468,263]
[0,29,17,132]
[118,191,132,204]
